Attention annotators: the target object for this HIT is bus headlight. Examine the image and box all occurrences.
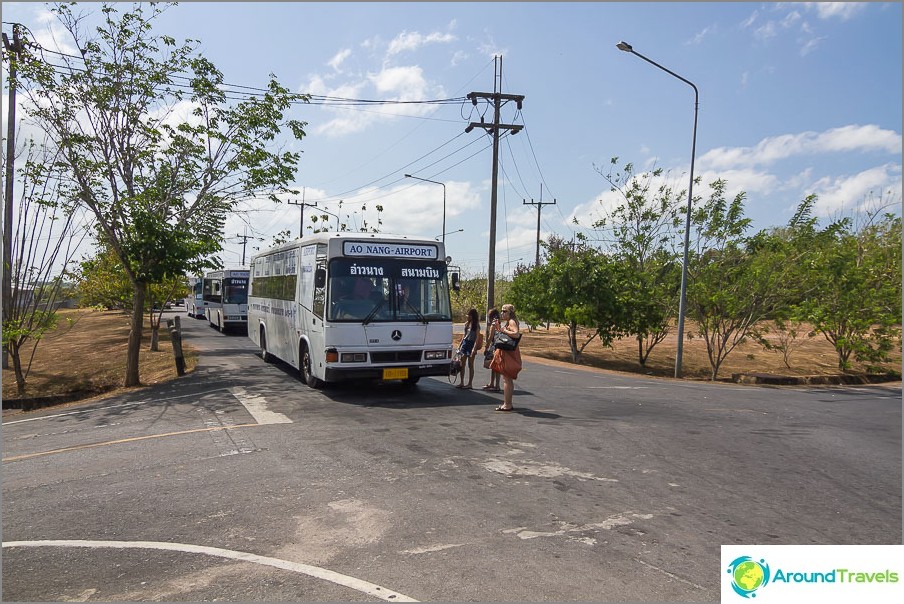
[424,350,448,360]
[340,353,368,363]
[325,348,339,363]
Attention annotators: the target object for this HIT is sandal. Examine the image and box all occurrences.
[494,405,513,412]
[481,384,495,390]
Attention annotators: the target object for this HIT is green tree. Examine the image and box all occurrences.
[511,241,624,363]
[593,158,682,366]
[17,3,307,386]
[685,179,793,380]
[796,203,902,370]
[1,141,86,395]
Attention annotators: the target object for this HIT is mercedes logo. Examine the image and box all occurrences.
[391,330,402,341]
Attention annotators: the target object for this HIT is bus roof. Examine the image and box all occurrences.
[251,232,448,261]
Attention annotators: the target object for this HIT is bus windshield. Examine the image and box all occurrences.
[223,278,248,305]
[327,258,451,323]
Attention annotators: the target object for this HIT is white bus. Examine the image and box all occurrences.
[248,233,455,388]
[184,276,213,319]
[203,268,250,332]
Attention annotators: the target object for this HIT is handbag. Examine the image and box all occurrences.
[490,348,522,379]
[493,331,521,351]
[475,332,484,350]
[483,345,495,369]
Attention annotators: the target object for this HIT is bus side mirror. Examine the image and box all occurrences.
[451,272,460,292]
[314,268,326,288]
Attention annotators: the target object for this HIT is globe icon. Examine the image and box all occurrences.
[733,560,765,592]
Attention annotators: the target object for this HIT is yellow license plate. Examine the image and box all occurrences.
[382,368,409,380]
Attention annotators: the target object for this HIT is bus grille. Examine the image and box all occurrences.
[370,351,423,363]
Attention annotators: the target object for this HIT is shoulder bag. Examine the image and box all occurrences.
[493,330,521,351]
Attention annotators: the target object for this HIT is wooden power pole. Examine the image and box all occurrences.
[523,184,556,267]
[465,56,524,312]
[2,25,23,369]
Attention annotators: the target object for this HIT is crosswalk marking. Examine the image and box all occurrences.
[230,387,292,424]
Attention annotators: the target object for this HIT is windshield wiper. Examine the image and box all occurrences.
[403,299,428,324]
[362,299,385,325]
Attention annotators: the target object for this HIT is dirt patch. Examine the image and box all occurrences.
[3,312,899,414]
[2,308,198,410]
[463,322,901,383]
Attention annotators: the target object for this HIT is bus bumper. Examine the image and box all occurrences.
[324,363,451,382]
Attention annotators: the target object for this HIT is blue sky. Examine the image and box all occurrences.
[3,2,902,274]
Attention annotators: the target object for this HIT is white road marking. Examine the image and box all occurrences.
[481,459,618,482]
[230,387,291,425]
[587,386,649,389]
[403,543,466,554]
[3,540,417,602]
[503,512,655,543]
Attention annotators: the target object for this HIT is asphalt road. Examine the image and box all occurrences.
[2,310,901,602]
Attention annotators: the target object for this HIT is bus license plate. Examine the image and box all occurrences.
[382,368,409,380]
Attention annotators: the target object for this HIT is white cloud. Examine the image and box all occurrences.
[799,36,825,56]
[740,10,759,29]
[802,2,867,21]
[328,49,352,71]
[386,30,456,56]
[807,163,903,216]
[686,25,715,46]
[699,125,902,170]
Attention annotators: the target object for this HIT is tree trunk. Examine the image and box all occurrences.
[637,337,644,367]
[10,341,26,396]
[568,321,581,363]
[125,281,146,387]
[150,324,159,352]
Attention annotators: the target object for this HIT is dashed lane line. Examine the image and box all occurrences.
[1,424,260,462]
[2,540,418,602]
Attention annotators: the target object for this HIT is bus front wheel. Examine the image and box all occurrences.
[300,343,324,389]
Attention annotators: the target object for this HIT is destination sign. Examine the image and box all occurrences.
[343,241,438,260]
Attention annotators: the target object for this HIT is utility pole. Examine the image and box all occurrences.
[523,184,556,267]
[465,56,524,312]
[287,187,308,238]
[236,229,251,266]
[2,25,23,369]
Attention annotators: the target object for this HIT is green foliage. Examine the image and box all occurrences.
[16,2,308,386]
[686,179,795,380]
[594,158,683,365]
[511,241,624,362]
[793,207,902,370]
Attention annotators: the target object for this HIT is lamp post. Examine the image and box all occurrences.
[617,40,698,379]
[314,204,340,231]
[435,228,464,241]
[502,258,523,279]
[404,174,446,243]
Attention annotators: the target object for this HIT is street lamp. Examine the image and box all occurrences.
[404,174,446,243]
[502,257,523,278]
[617,40,699,379]
[435,228,464,241]
[314,204,340,231]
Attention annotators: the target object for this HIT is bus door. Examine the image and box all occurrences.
[298,244,325,365]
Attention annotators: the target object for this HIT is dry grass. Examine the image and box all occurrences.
[462,322,902,382]
[2,308,198,405]
[3,311,899,411]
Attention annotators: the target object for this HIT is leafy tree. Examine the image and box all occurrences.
[593,158,682,366]
[796,203,902,370]
[1,141,87,394]
[685,179,794,380]
[74,244,133,310]
[17,3,308,386]
[511,241,624,363]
